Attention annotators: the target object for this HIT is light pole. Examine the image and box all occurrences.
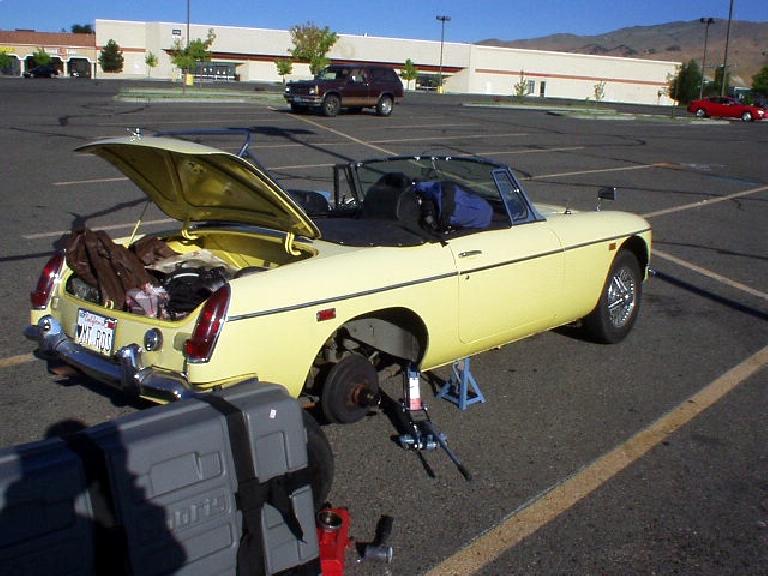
[699,17,715,99]
[720,0,734,97]
[436,15,451,92]
[182,0,191,88]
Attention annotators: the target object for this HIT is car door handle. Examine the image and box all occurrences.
[458,250,483,258]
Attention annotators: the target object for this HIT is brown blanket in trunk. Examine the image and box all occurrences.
[64,229,174,310]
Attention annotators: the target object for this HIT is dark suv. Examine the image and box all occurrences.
[23,65,59,79]
[284,64,404,117]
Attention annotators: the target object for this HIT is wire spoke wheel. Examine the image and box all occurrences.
[583,250,643,343]
[607,267,637,328]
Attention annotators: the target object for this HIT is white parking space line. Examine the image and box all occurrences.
[23,218,174,240]
[426,344,768,576]
[526,163,662,180]
[96,114,293,126]
[290,114,397,155]
[246,142,360,150]
[643,184,768,218]
[54,176,129,186]
[472,146,584,157]
[370,132,531,144]
[653,249,768,301]
[246,134,544,151]
[361,123,478,130]
[270,162,336,170]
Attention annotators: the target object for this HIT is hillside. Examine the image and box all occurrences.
[478,19,768,87]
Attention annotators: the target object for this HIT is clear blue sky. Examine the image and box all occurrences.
[2,0,767,43]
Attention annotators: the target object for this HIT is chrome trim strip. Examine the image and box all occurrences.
[229,228,650,322]
[459,247,566,275]
[459,228,651,275]
[229,271,458,321]
[563,228,651,252]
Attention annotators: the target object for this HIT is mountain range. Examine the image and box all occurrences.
[478,19,768,87]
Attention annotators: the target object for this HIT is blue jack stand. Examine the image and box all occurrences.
[436,357,485,411]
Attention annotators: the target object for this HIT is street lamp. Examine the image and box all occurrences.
[720,0,734,97]
[436,15,451,92]
[699,17,715,99]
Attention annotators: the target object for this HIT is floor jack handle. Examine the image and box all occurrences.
[423,420,472,481]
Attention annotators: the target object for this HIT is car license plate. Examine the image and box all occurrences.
[75,309,117,356]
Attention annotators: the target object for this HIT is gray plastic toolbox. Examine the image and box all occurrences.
[0,437,94,576]
[0,380,319,576]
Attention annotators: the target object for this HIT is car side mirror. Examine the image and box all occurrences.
[596,187,616,211]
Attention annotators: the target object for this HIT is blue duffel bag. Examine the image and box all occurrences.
[414,180,493,231]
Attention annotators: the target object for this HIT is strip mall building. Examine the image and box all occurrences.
[1,19,679,105]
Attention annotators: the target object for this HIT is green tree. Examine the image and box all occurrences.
[275,58,293,84]
[289,22,338,75]
[713,65,729,97]
[71,24,93,34]
[145,51,158,78]
[31,47,51,67]
[513,70,528,100]
[0,49,14,73]
[400,58,418,90]
[98,39,124,72]
[751,65,768,97]
[171,28,216,77]
[667,60,701,103]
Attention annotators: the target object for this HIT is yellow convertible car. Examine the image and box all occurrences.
[27,135,651,423]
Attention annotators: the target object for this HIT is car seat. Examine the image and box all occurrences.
[361,172,411,219]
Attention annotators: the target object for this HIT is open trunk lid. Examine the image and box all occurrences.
[76,136,320,240]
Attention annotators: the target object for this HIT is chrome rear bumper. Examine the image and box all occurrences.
[25,315,196,401]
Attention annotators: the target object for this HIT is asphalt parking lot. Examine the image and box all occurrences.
[1,79,766,575]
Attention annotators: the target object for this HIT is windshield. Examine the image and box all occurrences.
[347,156,542,226]
[356,157,503,204]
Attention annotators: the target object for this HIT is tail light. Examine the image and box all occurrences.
[185,284,230,363]
[31,252,66,309]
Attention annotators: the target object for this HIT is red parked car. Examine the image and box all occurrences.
[687,97,765,122]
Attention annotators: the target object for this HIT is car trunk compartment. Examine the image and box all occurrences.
[63,228,315,321]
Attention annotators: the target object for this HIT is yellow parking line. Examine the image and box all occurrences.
[653,249,768,301]
[426,344,768,576]
[0,354,35,369]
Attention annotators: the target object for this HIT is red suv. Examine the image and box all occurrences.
[687,97,765,122]
[284,64,404,117]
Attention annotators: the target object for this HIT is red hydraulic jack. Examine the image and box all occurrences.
[316,507,394,575]
[317,508,351,576]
